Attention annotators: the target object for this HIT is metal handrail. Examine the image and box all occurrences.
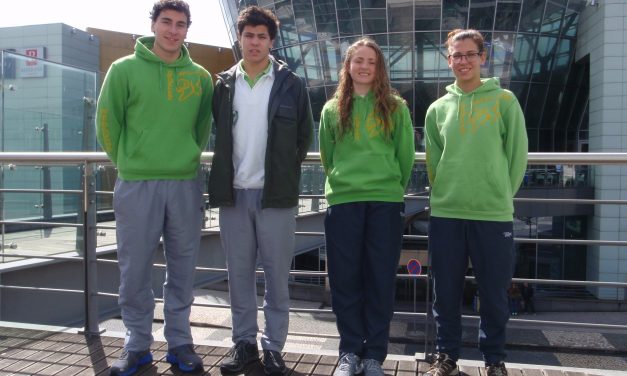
[0,151,627,164]
[1,152,627,342]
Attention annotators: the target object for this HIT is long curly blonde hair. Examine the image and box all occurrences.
[334,37,400,139]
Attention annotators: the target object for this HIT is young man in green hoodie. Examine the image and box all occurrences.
[96,1,213,375]
[424,29,528,376]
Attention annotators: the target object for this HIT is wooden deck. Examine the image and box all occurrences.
[0,327,604,376]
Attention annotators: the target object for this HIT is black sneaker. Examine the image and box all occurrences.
[220,340,260,374]
[262,350,287,376]
[166,344,203,372]
[425,353,459,376]
[486,362,508,376]
[109,348,153,376]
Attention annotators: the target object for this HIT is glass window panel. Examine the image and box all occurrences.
[508,81,530,111]
[362,8,387,34]
[494,0,522,31]
[540,85,562,132]
[257,0,274,7]
[415,0,441,31]
[275,0,298,46]
[550,37,573,86]
[519,0,544,33]
[314,0,339,39]
[511,34,538,82]
[442,0,469,31]
[388,0,413,32]
[336,0,362,36]
[488,33,515,79]
[320,40,343,84]
[525,83,548,131]
[238,0,259,10]
[361,0,386,8]
[293,0,317,43]
[468,0,496,31]
[389,33,414,81]
[415,32,442,79]
[562,11,578,37]
[527,127,539,152]
[308,86,327,123]
[280,46,307,78]
[301,42,325,87]
[478,32,493,77]
[538,129,553,151]
[531,36,558,82]
[415,81,440,131]
[541,0,565,34]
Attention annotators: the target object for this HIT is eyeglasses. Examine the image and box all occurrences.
[448,51,482,63]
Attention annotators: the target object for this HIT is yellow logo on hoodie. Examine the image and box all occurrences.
[166,70,205,101]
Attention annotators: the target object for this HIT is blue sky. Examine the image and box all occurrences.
[0,0,231,47]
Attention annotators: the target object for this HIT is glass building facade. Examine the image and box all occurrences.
[219,0,590,153]
[218,0,603,294]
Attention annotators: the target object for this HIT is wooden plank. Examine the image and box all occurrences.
[417,360,431,373]
[311,354,336,376]
[292,353,320,375]
[520,368,545,376]
[543,370,565,376]
[382,359,397,375]
[459,364,481,376]
[396,359,417,376]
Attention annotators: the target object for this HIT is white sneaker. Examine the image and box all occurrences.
[333,353,363,376]
[362,358,384,376]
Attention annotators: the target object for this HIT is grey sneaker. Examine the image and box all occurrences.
[109,348,153,376]
[486,362,508,376]
[333,353,363,376]
[166,344,203,372]
[362,358,384,376]
[425,353,458,376]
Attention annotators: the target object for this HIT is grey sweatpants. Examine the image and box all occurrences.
[219,189,296,351]
[113,178,204,351]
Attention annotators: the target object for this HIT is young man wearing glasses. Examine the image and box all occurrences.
[424,29,528,376]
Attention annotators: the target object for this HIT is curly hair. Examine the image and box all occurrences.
[237,6,279,40]
[334,37,400,139]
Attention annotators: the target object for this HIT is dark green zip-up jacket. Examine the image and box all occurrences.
[208,59,313,208]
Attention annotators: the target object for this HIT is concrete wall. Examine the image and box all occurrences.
[576,0,627,300]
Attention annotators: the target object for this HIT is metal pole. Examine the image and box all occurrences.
[81,161,101,335]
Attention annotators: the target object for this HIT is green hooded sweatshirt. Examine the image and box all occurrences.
[425,77,528,221]
[319,92,416,206]
[96,36,213,180]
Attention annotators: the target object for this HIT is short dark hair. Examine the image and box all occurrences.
[150,0,192,27]
[237,6,279,40]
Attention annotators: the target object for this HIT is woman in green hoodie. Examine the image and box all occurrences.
[319,38,415,376]
[424,29,528,376]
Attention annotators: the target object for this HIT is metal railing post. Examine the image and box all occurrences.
[81,161,101,335]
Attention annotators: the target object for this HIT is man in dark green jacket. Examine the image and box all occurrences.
[208,6,313,376]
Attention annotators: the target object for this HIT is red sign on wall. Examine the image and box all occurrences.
[17,47,45,78]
